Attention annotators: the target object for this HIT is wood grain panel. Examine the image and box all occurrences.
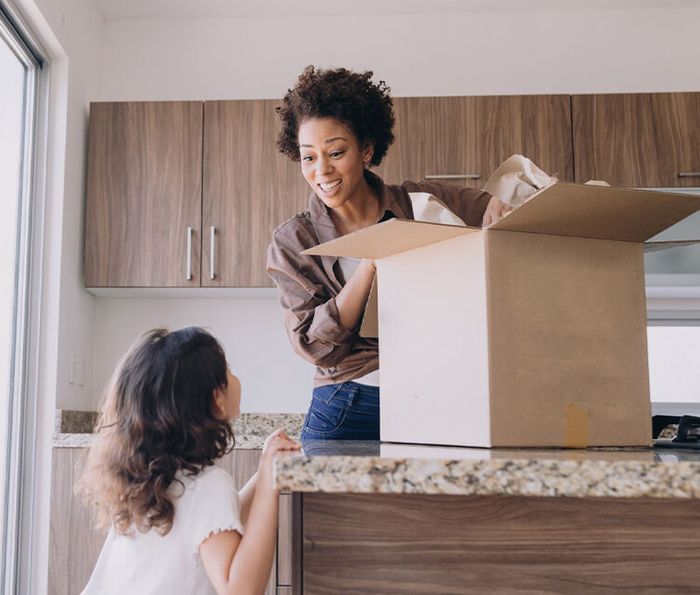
[573,92,700,187]
[203,100,310,287]
[303,493,700,594]
[48,449,108,595]
[292,493,304,595]
[372,95,407,185]
[85,101,203,286]
[217,448,261,489]
[377,95,573,186]
[277,493,293,585]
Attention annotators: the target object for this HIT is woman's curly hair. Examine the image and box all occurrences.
[78,327,234,536]
[277,65,395,167]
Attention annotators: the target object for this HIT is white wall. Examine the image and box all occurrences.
[86,5,700,413]
[92,295,313,413]
[100,7,700,101]
[22,0,104,413]
[51,0,102,409]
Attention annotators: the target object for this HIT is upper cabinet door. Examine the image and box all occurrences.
[572,93,700,187]
[202,100,309,287]
[375,95,573,186]
[85,102,203,287]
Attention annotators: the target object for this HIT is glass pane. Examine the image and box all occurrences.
[645,188,700,280]
[648,326,700,404]
[0,34,26,564]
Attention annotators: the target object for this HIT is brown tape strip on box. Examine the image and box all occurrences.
[564,403,589,448]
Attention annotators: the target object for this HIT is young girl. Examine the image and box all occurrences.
[79,327,300,595]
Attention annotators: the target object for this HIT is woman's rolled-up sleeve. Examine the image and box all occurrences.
[267,238,356,369]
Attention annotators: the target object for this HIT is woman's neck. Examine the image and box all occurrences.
[331,180,381,235]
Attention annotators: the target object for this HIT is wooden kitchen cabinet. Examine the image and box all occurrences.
[84,96,574,289]
[89,92,700,288]
[85,99,309,288]
[202,100,309,287]
[48,448,107,595]
[302,492,700,593]
[85,102,204,287]
[375,95,574,186]
[48,447,288,595]
[572,92,700,187]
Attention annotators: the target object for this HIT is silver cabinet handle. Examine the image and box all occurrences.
[209,226,216,280]
[186,226,193,281]
[678,172,700,178]
[425,174,480,180]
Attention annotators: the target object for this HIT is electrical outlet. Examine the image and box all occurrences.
[78,354,86,387]
[68,350,76,385]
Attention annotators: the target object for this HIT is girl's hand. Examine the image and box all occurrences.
[262,428,299,454]
[259,429,301,491]
[482,195,513,227]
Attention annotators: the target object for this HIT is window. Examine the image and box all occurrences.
[0,4,43,592]
[648,325,700,413]
[644,187,700,412]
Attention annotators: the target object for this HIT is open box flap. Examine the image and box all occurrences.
[489,182,700,242]
[302,218,480,259]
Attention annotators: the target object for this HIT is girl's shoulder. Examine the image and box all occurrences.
[178,464,236,498]
[176,465,244,550]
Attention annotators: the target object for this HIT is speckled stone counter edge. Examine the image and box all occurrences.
[275,455,700,500]
[55,409,99,433]
[54,412,305,449]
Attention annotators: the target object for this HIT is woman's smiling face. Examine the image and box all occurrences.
[298,117,373,210]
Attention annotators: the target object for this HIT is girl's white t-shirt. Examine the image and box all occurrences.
[81,465,244,595]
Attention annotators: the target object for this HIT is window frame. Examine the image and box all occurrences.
[0,3,48,594]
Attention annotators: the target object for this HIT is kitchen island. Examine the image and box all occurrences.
[275,441,700,594]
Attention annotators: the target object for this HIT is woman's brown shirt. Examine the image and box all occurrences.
[267,171,491,387]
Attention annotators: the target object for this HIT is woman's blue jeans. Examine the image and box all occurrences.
[301,381,379,442]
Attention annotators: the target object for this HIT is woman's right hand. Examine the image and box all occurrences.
[336,258,377,330]
[482,195,513,227]
[258,429,300,491]
[361,258,376,272]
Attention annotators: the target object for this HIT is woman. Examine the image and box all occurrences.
[267,66,509,442]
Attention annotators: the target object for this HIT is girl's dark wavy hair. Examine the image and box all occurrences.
[78,327,234,536]
[277,65,395,167]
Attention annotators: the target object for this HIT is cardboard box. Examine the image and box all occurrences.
[304,182,700,448]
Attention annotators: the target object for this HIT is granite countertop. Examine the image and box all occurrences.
[53,412,305,449]
[274,440,700,500]
[56,410,700,499]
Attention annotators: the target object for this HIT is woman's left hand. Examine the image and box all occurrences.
[482,195,512,227]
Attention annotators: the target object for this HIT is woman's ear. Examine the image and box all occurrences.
[362,143,374,167]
